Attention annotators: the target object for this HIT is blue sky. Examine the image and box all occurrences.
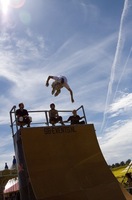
[0,0,132,169]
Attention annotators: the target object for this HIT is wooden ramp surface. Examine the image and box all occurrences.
[20,124,132,200]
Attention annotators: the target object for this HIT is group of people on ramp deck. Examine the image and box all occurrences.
[49,103,85,126]
[15,75,85,127]
[15,102,85,128]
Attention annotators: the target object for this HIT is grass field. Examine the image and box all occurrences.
[111,165,132,184]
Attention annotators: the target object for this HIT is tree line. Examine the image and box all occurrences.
[108,159,131,168]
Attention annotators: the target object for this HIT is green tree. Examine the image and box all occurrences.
[126,159,131,165]
[120,161,125,166]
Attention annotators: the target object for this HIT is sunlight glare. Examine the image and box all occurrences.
[10,0,25,8]
[1,0,9,15]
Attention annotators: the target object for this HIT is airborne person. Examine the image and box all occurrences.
[46,75,74,103]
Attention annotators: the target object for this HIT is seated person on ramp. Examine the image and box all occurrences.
[64,110,85,125]
[46,75,74,103]
[49,103,65,126]
[16,103,31,128]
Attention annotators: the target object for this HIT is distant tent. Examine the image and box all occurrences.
[4,182,19,193]
[4,180,19,194]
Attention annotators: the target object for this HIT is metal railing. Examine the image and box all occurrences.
[0,169,17,178]
[9,105,87,136]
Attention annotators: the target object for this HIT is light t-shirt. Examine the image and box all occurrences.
[53,76,70,90]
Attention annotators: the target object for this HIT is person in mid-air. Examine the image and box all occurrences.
[46,75,74,103]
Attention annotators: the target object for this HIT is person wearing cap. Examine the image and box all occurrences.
[64,110,85,125]
[16,103,31,127]
[46,75,74,103]
[49,103,65,126]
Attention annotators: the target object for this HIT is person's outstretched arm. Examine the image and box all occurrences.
[63,116,71,123]
[67,88,74,103]
[64,83,74,103]
[46,76,53,86]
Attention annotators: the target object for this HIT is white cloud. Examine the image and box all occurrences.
[99,120,132,164]
[108,93,132,117]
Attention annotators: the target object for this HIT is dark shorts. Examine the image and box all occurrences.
[50,116,62,124]
[71,120,85,125]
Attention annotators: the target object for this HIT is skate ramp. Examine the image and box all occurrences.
[120,183,132,200]
[20,124,132,200]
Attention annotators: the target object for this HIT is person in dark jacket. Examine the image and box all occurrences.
[64,110,85,125]
[16,103,31,127]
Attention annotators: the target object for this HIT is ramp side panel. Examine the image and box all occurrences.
[120,183,132,200]
[21,125,128,200]
[13,130,36,200]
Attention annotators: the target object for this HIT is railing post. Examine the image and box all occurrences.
[81,105,87,124]
[77,105,87,124]
[45,111,49,126]
[9,105,16,137]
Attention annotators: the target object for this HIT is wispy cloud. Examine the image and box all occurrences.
[100,0,132,133]
[108,92,132,117]
[99,120,132,164]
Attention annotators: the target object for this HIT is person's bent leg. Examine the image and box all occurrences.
[50,117,56,126]
[58,116,65,125]
[54,89,61,96]
[79,121,85,124]
[24,117,31,127]
[51,81,57,95]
